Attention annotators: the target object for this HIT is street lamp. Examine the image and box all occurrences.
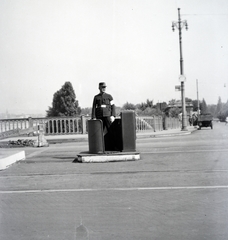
[172,8,188,131]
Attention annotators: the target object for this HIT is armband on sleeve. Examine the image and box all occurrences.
[110,100,114,105]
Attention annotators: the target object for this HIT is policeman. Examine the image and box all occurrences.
[91,82,116,134]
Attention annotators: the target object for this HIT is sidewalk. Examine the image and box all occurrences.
[0,126,197,144]
[0,126,197,169]
[137,126,197,139]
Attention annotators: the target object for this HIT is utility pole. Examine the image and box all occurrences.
[172,8,188,131]
[196,79,200,115]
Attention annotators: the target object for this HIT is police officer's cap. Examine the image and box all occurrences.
[99,82,107,87]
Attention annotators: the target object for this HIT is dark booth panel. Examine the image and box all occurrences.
[121,111,136,152]
[88,120,104,154]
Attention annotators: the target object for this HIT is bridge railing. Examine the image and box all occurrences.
[0,116,87,139]
[0,115,182,139]
[136,116,162,132]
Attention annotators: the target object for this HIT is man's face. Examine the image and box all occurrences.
[99,85,106,93]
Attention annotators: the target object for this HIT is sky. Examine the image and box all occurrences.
[0,0,228,115]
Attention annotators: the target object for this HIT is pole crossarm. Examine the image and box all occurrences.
[172,20,188,31]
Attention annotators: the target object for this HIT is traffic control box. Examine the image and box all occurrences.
[87,110,136,154]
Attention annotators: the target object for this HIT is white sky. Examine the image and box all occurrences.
[0,0,228,114]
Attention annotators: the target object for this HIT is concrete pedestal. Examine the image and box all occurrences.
[77,151,140,163]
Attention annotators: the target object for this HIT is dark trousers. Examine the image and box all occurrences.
[98,117,111,134]
[97,117,118,151]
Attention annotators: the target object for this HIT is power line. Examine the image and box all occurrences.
[183,13,228,16]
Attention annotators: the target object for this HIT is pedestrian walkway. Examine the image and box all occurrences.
[0,126,197,169]
[137,126,197,139]
[0,126,197,143]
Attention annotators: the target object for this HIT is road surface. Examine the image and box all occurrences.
[0,122,228,240]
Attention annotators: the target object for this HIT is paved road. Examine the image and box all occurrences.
[0,123,228,240]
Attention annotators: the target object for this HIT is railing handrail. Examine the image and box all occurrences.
[0,115,82,121]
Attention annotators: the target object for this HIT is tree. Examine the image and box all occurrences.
[218,100,228,121]
[80,108,91,116]
[192,100,199,112]
[122,102,136,110]
[138,107,158,116]
[146,99,153,108]
[137,99,154,111]
[168,99,176,106]
[215,96,222,117]
[46,82,81,117]
[207,104,217,116]
[168,107,181,118]
[200,98,208,114]
[185,97,192,103]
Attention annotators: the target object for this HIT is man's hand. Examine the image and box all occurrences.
[110,116,115,123]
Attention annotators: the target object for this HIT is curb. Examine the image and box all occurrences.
[0,151,25,170]
[77,152,140,163]
[47,137,88,144]
[137,129,196,139]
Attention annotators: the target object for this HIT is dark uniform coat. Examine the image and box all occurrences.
[92,92,116,119]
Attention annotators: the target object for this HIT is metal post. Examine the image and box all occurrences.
[81,115,87,134]
[172,8,188,131]
[196,79,200,115]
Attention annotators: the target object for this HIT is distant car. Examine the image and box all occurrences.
[197,113,213,130]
